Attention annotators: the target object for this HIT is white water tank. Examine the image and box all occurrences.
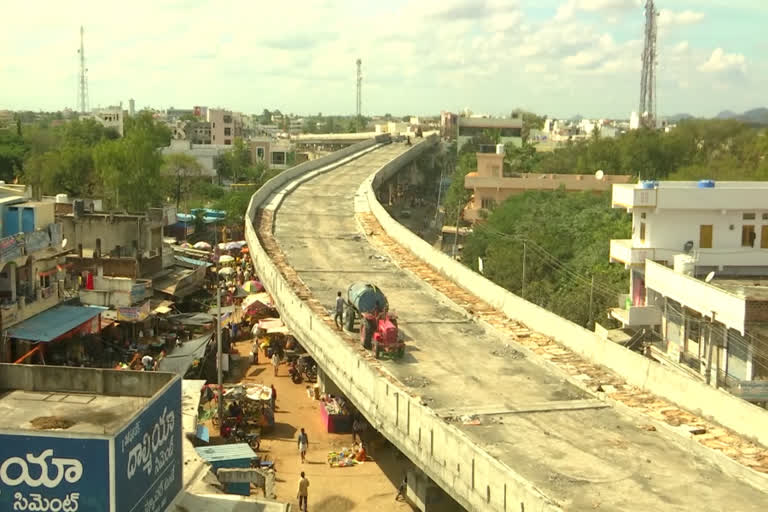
[55,193,69,204]
[674,254,696,276]
[495,144,505,155]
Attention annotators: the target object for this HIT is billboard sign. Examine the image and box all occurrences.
[113,377,182,512]
[0,434,109,511]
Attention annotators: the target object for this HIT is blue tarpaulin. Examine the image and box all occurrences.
[7,305,107,342]
[175,255,212,268]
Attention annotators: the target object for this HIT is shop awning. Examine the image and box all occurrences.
[7,305,107,342]
[157,333,212,376]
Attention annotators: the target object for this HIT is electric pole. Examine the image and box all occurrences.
[356,58,362,131]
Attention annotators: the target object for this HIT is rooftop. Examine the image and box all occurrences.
[458,117,522,128]
[623,181,768,190]
[0,363,176,436]
[710,277,768,302]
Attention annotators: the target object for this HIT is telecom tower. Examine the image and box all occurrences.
[77,26,89,114]
[356,58,362,128]
[638,0,658,129]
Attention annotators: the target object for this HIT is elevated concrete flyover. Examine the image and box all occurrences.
[245,135,768,511]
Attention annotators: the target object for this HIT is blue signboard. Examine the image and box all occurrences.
[0,434,109,511]
[113,377,182,512]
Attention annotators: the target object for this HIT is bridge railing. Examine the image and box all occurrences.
[245,137,561,512]
[363,141,768,452]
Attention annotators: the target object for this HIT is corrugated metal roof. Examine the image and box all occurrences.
[7,305,107,342]
[195,443,257,463]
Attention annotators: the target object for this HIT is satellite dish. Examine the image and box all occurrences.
[61,238,68,249]
[595,170,605,180]
[705,271,716,283]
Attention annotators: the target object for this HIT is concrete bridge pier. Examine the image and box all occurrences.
[406,466,464,512]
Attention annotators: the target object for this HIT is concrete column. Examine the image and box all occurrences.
[9,264,16,301]
[406,467,464,512]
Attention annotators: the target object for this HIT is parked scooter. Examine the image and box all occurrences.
[234,429,261,451]
[289,361,303,384]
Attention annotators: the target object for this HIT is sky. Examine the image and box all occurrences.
[1,0,766,119]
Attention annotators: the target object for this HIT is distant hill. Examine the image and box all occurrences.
[714,108,768,125]
[664,113,696,123]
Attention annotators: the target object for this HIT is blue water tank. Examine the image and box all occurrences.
[697,180,715,188]
[640,180,658,189]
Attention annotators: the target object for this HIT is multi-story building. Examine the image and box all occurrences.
[166,107,194,121]
[440,111,457,140]
[463,145,632,223]
[171,120,212,145]
[457,116,522,150]
[608,180,768,397]
[81,106,124,136]
[0,186,75,361]
[207,108,242,145]
[250,137,294,170]
[161,140,229,180]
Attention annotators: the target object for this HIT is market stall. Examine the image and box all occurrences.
[319,394,352,433]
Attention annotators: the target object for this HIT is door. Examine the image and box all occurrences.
[21,208,35,233]
[3,208,18,237]
[699,225,713,249]
[761,225,768,249]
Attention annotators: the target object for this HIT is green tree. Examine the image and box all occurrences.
[93,124,165,211]
[124,111,171,148]
[261,109,272,124]
[0,132,28,181]
[163,153,204,209]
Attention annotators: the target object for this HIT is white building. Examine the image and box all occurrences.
[81,106,124,137]
[608,180,768,395]
[629,111,640,130]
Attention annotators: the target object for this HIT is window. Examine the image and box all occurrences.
[224,127,231,136]
[212,122,215,128]
[224,139,232,145]
[481,198,496,209]
[743,213,756,220]
[762,225,768,249]
[256,147,265,159]
[640,212,646,219]
[699,225,713,249]
[742,225,756,247]
[223,115,232,123]
[271,152,286,165]
[639,222,646,242]
[763,213,768,220]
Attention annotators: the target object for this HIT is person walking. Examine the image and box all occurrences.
[297,428,308,463]
[271,351,280,376]
[395,475,408,501]
[297,471,309,512]
[334,291,344,330]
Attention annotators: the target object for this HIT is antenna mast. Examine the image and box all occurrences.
[356,58,362,130]
[638,0,658,129]
[78,26,89,114]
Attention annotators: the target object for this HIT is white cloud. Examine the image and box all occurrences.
[658,9,705,27]
[698,48,747,73]
[556,0,641,21]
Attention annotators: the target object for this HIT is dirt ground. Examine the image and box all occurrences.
[230,339,417,512]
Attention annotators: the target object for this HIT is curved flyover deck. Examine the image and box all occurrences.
[249,140,767,511]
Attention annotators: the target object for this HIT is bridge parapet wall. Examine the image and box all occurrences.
[245,136,561,512]
[363,138,768,450]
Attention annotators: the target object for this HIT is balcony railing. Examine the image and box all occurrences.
[610,305,661,327]
[609,239,654,266]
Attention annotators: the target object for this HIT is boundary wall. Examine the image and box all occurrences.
[245,137,562,512]
[364,137,768,449]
